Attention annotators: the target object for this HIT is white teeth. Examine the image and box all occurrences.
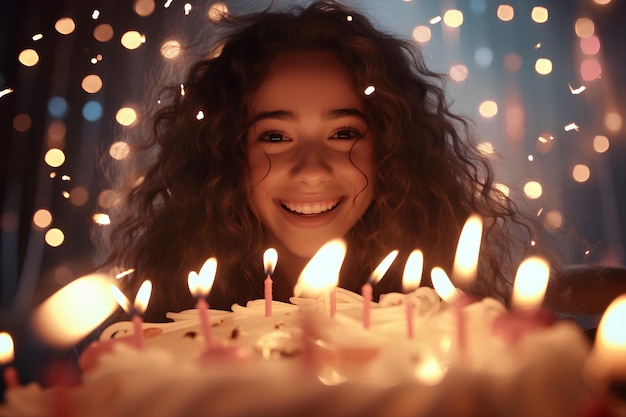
[282,200,339,215]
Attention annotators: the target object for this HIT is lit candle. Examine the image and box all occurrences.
[0,332,19,389]
[431,267,468,358]
[32,274,118,348]
[586,295,626,388]
[452,214,482,291]
[188,257,217,350]
[294,239,346,317]
[362,250,398,329]
[402,250,423,339]
[132,280,152,349]
[263,248,278,317]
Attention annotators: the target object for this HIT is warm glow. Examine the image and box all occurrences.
[523,181,543,199]
[412,25,431,43]
[45,228,64,247]
[121,31,145,50]
[263,248,278,276]
[0,332,14,364]
[477,142,495,156]
[580,35,601,55]
[593,0,611,4]
[369,250,399,285]
[111,285,132,313]
[604,112,623,132]
[402,249,423,292]
[134,280,152,313]
[93,24,114,42]
[591,295,626,375]
[535,58,553,75]
[449,64,468,82]
[92,213,110,225]
[81,74,103,93]
[134,0,156,16]
[479,100,498,118]
[18,49,39,67]
[116,107,138,126]
[32,274,118,347]
[572,164,591,183]
[443,9,463,28]
[575,18,595,38]
[544,210,563,231]
[511,257,550,310]
[580,58,602,81]
[414,355,447,385]
[431,267,457,302]
[208,2,229,22]
[531,6,548,23]
[55,17,76,35]
[494,182,510,197]
[33,208,53,228]
[44,148,65,167]
[452,215,482,287]
[593,135,610,153]
[109,141,130,160]
[160,40,181,59]
[294,239,346,298]
[496,5,514,22]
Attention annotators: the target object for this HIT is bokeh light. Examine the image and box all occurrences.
[121,31,145,49]
[44,148,65,168]
[18,49,39,67]
[496,5,514,22]
[443,9,463,28]
[13,114,32,132]
[474,47,493,67]
[531,7,548,23]
[134,0,156,16]
[535,58,553,75]
[93,24,114,42]
[593,135,610,153]
[572,164,591,183]
[580,35,601,55]
[580,58,602,81]
[47,97,68,118]
[575,18,595,38]
[55,17,76,35]
[115,107,138,126]
[82,101,103,121]
[160,40,182,59]
[69,187,89,206]
[449,64,468,82]
[604,112,623,132]
[544,210,563,231]
[477,141,495,156]
[81,74,103,93]
[47,121,67,147]
[109,141,130,160]
[45,228,65,247]
[412,25,432,43]
[33,209,53,229]
[478,100,498,118]
[523,181,543,199]
[504,53,522,72]
[208,2,228,22]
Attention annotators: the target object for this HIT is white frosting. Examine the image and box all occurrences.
[0,288,597,417]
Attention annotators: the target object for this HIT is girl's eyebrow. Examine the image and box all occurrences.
[249,108,368,124]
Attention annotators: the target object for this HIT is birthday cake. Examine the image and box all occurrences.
[0,287,604,417]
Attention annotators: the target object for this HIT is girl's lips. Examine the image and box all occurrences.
[280,199,340,215]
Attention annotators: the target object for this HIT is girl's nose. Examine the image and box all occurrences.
[290,142,333,186]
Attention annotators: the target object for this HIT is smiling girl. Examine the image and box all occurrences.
[99,1,536,321]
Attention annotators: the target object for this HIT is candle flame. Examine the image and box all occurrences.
[0,332,15,364]
[431,267,457,302]
[111,285,132,313]
[588,295,626,377]
[369,250,399,285]
[32,274,118,347]
[263,248,278,276]
[134,280,152,313]
[511,257,549,310]
[402,249,423,292]
[198,257,217,296]
[294,239,346,298]
[452,215,482,287]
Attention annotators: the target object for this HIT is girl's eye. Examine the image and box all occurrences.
[259,130,290,142]
[330,128,363,140]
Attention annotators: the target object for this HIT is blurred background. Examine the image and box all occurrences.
[1,0,625,388]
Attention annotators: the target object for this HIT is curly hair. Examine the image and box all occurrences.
[98,1,539,321]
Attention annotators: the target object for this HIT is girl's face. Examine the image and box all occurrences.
[246,52,375,260]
